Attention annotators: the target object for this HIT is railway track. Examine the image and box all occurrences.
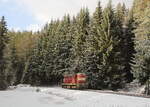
[85,89,150,98]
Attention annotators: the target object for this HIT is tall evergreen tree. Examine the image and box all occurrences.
[132,2,150,84]
[89,1,103,51]
[116,3,126,23]
[52,15,73,79]
[122,9,135,82]
[85,1,104,89]
[72,8,90,72]
[99,1,126,89]
[27,35,49,85]
[5,36,18,85]
[90,1,103,39]
[115,3,134,83]
[0,16,8,90]
[56,15,71,36]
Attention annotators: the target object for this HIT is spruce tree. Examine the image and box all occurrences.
[27,36,48,85]
[116,3,126,23]
[52,15,73,80]
[115,3,134,83]
[99,1,126,89]
[132,3,150,84]
[5,38,18,85]
[90,1,103,39]
[0,16,8,90]
[73,8,90,73]
[56,15,71,36]
[122,10,135,82]
[85,1,104,89]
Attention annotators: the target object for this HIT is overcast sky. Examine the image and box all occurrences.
[0,0,134,31]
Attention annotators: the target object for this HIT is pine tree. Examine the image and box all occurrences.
[5,32,37,85]
[72,8,90,73]
[27,36,48,85]
[0,16,8,90]
[85,1,104,89]
[52,15,73,80]
[132,3,150,84]
[69,16,77,38]
[56,15,71,36]
[44,20,60,37]
[116,3,126,24]
[5,38,18,85]
[89,1,103,51]
[90,1,103,39]
[99,1,126,89]
[122,9,135,82]
[85,1,128,89]
[115,3,135,83]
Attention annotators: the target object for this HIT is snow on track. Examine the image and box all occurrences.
[0,86,150,107]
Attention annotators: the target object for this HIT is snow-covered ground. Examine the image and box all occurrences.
[0,85,150,107]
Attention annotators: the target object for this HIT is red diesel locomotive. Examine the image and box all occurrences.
[62,73,87,89]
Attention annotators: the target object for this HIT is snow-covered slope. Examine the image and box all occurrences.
[0,85,150,107]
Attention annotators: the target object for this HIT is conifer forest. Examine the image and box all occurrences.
[0,0,150,92]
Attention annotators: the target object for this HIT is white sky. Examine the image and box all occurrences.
[1,0,134,31]
[16,0,134,23]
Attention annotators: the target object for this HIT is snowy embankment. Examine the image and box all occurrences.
[0,85,150,107]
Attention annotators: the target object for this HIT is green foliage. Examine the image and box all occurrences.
[26,17,73,85]
[5,39,18,85]
[121,10,135,82]
[71,8,90,73]
[84,1,134,89]
[100,2,125,89]
[132,0,150,84]
[4,31,38,85]
[0,16,8,90]
[0,1,142,90]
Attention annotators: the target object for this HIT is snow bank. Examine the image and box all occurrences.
[0,85,150,107]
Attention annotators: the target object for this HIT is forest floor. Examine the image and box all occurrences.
[0,85,150,107]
